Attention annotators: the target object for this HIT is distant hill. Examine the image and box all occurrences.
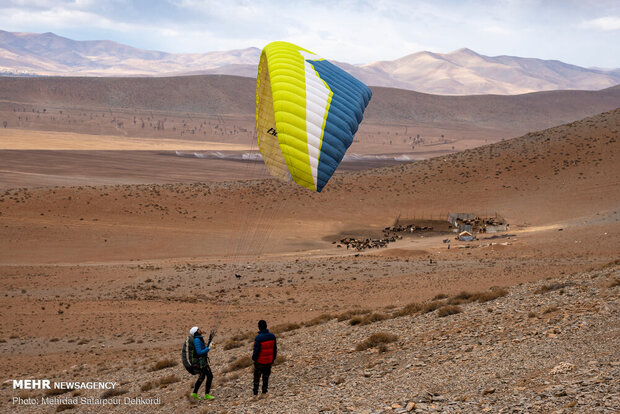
[1,75,619,136]
[335,48,620,95]
[0,30,260,77]
[1,30,619,95]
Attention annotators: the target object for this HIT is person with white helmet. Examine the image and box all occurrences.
[189,326,214,401]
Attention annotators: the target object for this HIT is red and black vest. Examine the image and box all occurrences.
[253,329,277,364]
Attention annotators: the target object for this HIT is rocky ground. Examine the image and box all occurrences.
[1,106,618,414]
[4,262,618,413]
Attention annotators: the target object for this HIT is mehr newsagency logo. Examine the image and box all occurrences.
[12,379,161,407]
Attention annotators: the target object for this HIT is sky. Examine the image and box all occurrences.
[1,0,619,68]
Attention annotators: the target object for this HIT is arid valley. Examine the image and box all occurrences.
[0,75,618,413]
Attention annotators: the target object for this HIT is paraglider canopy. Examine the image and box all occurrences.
[256,41,372,192]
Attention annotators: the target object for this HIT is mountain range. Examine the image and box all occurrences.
[1,30,619,95]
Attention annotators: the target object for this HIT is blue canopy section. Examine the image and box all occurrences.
[306,59,372,192]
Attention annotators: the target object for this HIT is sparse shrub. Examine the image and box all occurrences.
[438,305,462,317]
[363,313,389,325]
[101,388,127,399]
[45,388,75,396]
[528,312,537,318]
[56,404,76,412]
[433,293,448,300]
[336,309,371,321]
[140,382,153,392]
[158,374,180,387]
[472,289,508,303]
[397,302,422,316]
[223,338,245,350]
[600,259,620,269]
[451,291,474,302]
[356,332,398,351]
[350,316,363,326]
[608,278,620,288]
[229,332,254,342]
[350,312,389,326]
[543,306,558,314]
[271,323,300,334]
[535,283,569,294]
[273,354,287,366]
[304,313,334,327]
[448,289,508,305]
[422,301,443,313]
[45,387,73,396]
[221,372,240,384]
[225,355,253,372]
[150,358,177,371]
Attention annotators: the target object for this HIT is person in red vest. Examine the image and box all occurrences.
[252,319,277,397]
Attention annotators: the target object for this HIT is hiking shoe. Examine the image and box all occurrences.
[190,393,201,400]
[203,394,215,400]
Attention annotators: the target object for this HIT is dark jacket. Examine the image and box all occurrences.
[252,329,277,364]
[193,333,210,358]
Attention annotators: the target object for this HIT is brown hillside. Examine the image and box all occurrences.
[1,109,617,264]
[365,84,620,131]
[0,109,618,413]
[0,75,255,114]
[1,76,619,157]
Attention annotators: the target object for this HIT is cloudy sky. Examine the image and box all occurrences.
[1,0,619,67]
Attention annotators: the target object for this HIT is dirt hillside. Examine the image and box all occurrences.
[0,108,618,413]
[2,77,619,158]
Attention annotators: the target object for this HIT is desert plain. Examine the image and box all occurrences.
[0,76,618,413]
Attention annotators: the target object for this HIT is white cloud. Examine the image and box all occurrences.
[580,16,620,31]
[0,0,618,67]
[482,25,512,36]
[0,6,135,33]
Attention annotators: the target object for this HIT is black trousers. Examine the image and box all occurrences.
[253,362,272,395]
[193,364,213,394]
